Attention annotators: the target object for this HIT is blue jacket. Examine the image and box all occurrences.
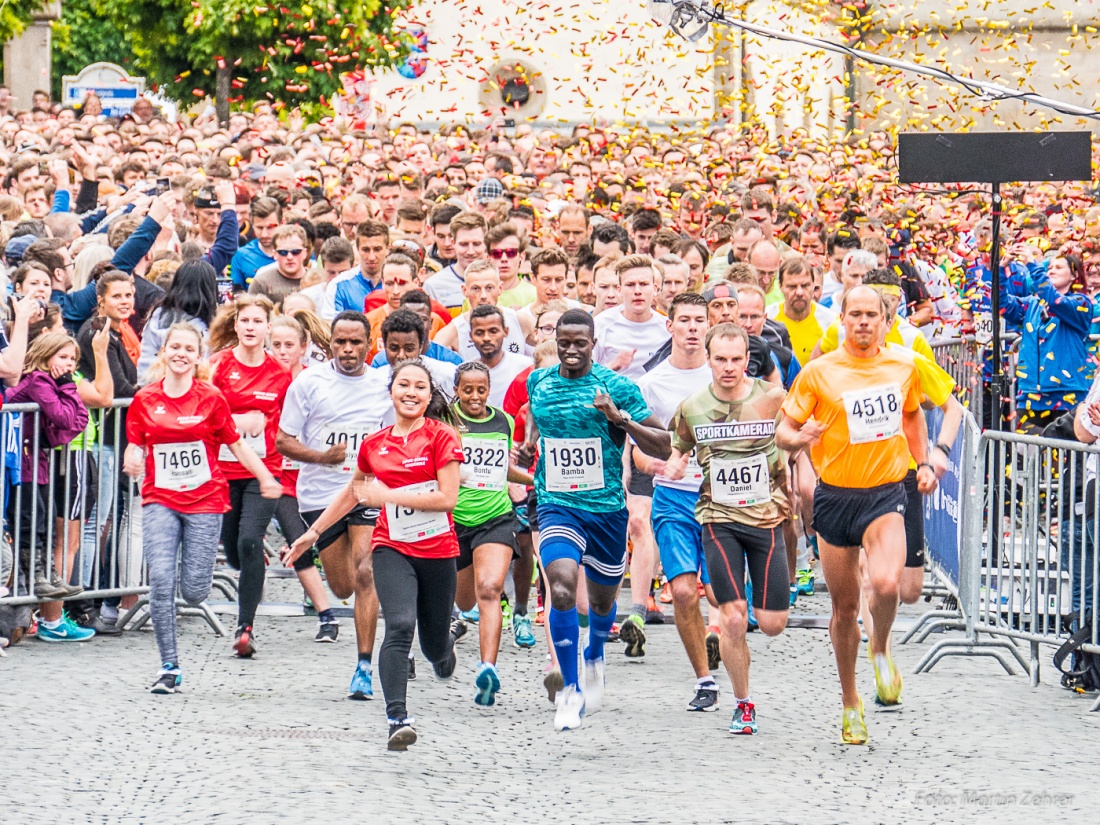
[333,272,381,314]
[229,238,275,290]
[1000,262,1096,412]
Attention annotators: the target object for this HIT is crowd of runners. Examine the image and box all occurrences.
[2,88,1099,751]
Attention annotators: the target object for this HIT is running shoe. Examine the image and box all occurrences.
[553,684,585,732]
[387,718,417,751]
[797,568,815,596]
[460,605,480,623]
[842,699,868,745]
[36,616,95,642]
[501,596,512,628]
[450,617,468,643]
[150,664,182,695]
[745,582,758,631]
[619,613,647,658]
[474,662,501,707]
[543,665,564,703]
[705,629,721,671]
[348,662,373,700]
[688,683,720,713]
[582,656,605,713]
[608,622,620,642]
[872,652,903,706]
[315,622,339,643]
[789,584,798,608]
[233,625,256,658]
[512,613,536,649]
[407,656,416,681]
[728,700,757,734]
[432,646,457,680]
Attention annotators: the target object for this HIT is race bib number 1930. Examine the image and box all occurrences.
[842,384,902,444]
[543,437,604,492]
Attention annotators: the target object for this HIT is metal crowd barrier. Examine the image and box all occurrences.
[0,400,225,636]
[929,333,1022,428]
[913,428,1100,712]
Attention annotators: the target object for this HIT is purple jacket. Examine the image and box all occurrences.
[7,371,89,484]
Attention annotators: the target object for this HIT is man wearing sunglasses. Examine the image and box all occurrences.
[487,222,535,309]
[248,225,310,303]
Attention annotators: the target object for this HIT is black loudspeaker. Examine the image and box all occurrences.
[897,131,1092,184]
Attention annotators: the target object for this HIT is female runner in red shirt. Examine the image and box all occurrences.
[208,295,292,657]
[290,358,464,751]
[124,323,280,694]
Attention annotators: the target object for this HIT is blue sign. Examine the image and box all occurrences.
[924,407,961,586]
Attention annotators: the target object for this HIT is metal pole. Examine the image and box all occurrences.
[989,182,1004,432]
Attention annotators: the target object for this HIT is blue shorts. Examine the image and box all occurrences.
[651,485,709,585]
[537,503,629,587]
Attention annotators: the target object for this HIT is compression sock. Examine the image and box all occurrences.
[548,607,580,688]
[578,611,590,629]
[630,603,646,620]
[318,609,336,624]
[585,603,616,661]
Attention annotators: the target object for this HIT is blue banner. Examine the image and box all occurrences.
[924,407,961,586]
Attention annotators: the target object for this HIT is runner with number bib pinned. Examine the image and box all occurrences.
[207,294,291,658]
[124,323,280,694]
[278,311,392,700]
[290,358,465,751]
[776,286,937,745]
[514,309,669,731]
[665,323,792,734]
[450,362,534,707]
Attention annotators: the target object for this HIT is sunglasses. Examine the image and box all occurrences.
[276,248,305,257]
[489,248,520,259]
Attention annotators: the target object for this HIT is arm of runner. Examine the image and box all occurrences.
[513,409,540,467]
[663,448,690,481]
[507,465,534,486]
[632,445,665,476]
[592,392,670,459]
[232,411,267,437]
[929,395,964,478]
[902,407,937,495]
[275,428,346,466]
[225,439,282,498]
[775,413,825,453]
[356,460,460,511]
[283,474,363,565]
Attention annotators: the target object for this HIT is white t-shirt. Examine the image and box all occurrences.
[593,306,671,382]
[278,361,392,512]
[487,352,534,408]
[448,306,527,362]
[637,359,713,493]
[298,282,328,315]
[423,264,465,312]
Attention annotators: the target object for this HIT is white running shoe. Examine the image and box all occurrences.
[553,684,586,732]
[582,656,605,714]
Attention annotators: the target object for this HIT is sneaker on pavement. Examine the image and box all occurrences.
[688,684,720,713]
[620,614,646,658]
[460,605,480,623]
[729,700,757,734]
[705,630,721,671]
[90,614,123,636]
[150,664,182,694]
[797,568,815,596]
[553,684,585,732]
[450,617,468,643]
[500,596,512,628]
[36,616,95,642]
[645,595,666,624]
[582,656,605,714]
[842,699,868,745]
[387,717,417,751]
[315,622,339,643]
[512,613,536,649]
[872,652,903,706]
[233,625,256,658]
[543,665,564,704]
[789,584,799,608]
[474,662,501,707]
[348,663,373,700]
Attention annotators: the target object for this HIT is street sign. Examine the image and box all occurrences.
[61,62,146,118]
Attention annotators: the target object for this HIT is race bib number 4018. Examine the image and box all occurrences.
[320,424,375,473]
[543,437,604,492]
[842,384,902,444]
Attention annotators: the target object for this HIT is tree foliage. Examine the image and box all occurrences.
[92,0,415,107]
[51,0,135,100]
[0,0,51,46]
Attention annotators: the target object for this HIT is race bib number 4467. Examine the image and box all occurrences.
[842,384,902,444]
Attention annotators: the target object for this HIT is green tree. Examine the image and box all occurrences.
[51,0,135,101]
[94,0,414,119]
[0,0,51,45]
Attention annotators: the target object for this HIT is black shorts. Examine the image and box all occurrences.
[301,505,378,553]
[627,451,654,498]
[515,487,538,534]
[701,521,789,610]
[456,512,520,572]
[903,470,925,569]
[812,480,906,549]
[52,449,97,521]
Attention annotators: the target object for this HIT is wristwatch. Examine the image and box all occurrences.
[933,442,951,457]
[618,410,633,426]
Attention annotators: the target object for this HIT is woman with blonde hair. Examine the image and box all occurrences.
[72,244,114,292]
[124,323,279,692]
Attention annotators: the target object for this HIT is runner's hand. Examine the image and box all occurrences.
[929,448,949,478]
[233,411,267,437]
[916,464,938,495]
[259,477,282,499]
[792,420,826,449]
[512,441,535,467]
[593,392,624,426]
[283,528,318,566]
[607,349,635,373]
[663,453,688,481]
[320,441,348,465]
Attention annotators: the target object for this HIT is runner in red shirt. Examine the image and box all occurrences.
[124,323,280,694]
[289,358,464,752]
[207,295,292,657]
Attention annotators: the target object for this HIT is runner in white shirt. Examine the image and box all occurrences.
[515,247,587,338]
[276,311,392,701]
[422,212,487,316]
[467,305,534,407]
[633,292,721,710]
[377,308,458,393]
[434,261,527,360]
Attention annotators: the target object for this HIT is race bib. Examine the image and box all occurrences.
[386,480,451,544]
[711,454,770,507]
[685,451,704,485]
[543,437,604,492]
[461,436,508,491]
[282,456,301,472]
[218,432,267,463]
[843,384,902,444]
[973,312,1005,346]
[320,423,376,473]
[153,441,211,492]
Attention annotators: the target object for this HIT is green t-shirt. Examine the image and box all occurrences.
[452,405,515,527]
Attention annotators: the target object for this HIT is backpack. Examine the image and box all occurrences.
[1053,615,1100,694]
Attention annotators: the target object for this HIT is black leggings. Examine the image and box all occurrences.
[372,547,457,720]
[221,478,278,629]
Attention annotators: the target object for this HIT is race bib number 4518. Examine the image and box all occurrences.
[842,384,902,444]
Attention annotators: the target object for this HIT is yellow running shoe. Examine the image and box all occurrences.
[842,699,868,745]
[872,652,903,706]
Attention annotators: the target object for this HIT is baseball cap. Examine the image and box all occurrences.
[244,162,266,182]
[4,234,36,267]
[474,176,504,205]
[702,282,739,303]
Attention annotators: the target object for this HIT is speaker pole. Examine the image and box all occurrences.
[989,181,1004,432]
